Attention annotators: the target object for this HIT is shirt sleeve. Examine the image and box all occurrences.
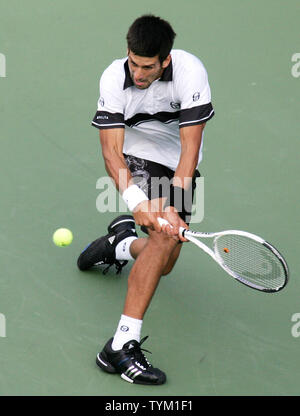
[91,65,125,130]
[178,59,215,128]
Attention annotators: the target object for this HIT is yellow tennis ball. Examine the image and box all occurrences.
[53,228,73,247]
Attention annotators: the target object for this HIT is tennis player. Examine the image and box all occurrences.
[77,15,214,385]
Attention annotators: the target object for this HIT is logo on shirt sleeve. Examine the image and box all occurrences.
[99,97,105,107]
[193,92,201,101]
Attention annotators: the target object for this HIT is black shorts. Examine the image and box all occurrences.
[124,154,200,227]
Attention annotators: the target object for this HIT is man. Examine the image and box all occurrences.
[77,15,214,385]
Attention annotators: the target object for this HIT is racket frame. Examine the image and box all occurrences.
[182,228,288,292]
[158,218,288,293]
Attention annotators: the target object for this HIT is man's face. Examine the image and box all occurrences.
[127,50,170,89]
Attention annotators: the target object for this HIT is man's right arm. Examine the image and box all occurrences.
[99,128,131,193]
[99,129,162,232]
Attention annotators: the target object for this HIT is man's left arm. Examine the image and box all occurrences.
[161,55,214,237]
[161,123,205,240]
[173,123,205,189]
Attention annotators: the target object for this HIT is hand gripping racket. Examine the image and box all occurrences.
[158,218,289,293]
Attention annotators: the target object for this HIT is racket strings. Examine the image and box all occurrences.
[214,235,286,290]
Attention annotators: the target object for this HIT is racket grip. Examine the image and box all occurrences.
[157,217,169,227]
[157,217,186,237]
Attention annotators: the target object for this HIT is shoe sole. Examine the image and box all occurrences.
[96,351,166,385]
[77,237,106,271]
[96,352,117,373]
[77,215,136,271]
[96,353,134,383]
[108,215,135,233]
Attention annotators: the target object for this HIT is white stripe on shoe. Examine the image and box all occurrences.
[128,368,138,377]
[111,219,135,228]
[97,354,108,367]
[125,365,135,375]
[121,373,134,383]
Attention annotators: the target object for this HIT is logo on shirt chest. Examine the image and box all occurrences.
[170,102,181,109]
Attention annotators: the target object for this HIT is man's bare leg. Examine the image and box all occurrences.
[97,231,169,385]
[130,236,182,276]
[123,231,179,319]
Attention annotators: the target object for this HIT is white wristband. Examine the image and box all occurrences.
[122,185,149,212]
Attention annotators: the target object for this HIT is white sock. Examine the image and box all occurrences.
[115,236,137,261]
[111,314,143,351]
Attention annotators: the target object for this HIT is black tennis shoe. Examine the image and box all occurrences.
[77,215,137,273]
[96,336,166,385]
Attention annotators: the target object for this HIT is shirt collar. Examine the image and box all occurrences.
[160,59,173,82]
[123,60,134,89]
[123,58,173,90]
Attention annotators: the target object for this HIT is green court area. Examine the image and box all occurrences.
[0,0,299,396]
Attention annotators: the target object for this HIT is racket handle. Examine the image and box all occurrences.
[157,217,186,237]
[157,217,169,227]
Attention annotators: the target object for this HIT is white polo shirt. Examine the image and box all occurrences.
[92,49,214,171]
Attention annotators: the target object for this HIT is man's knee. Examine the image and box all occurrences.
[162,242,182,276]
[148,229,179,251]
[146,229,182,275]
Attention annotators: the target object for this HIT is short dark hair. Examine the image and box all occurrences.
[126,15,176,63]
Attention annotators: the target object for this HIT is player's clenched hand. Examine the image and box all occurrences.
[160,207,189,242]
[132,199,162,233]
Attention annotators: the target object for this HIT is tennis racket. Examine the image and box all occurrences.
[158,218,289,293]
